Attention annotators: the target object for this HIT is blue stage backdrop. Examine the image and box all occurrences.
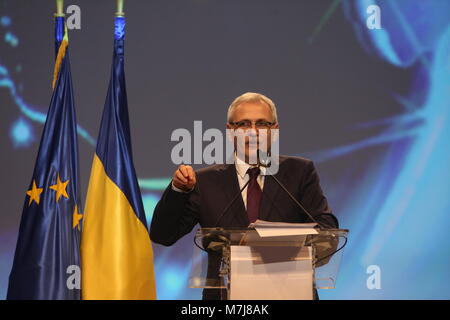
[0,0,449,299]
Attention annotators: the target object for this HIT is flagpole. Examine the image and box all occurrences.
[116,0,125,17]
[55,0,64,17]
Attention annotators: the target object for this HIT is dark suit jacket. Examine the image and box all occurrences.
[151,155,338,245]
[150,155,338,299]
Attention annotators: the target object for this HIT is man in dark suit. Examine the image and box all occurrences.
[150,92,338,299]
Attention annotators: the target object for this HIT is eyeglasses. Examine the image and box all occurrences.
[229,120,275,130]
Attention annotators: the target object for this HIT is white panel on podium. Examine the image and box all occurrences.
[229,245,313,300]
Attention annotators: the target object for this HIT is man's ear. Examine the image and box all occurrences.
[226,123,232,129]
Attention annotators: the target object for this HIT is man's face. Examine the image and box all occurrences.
[226,102,279,164]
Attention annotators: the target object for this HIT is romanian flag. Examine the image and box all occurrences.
[81,16,156,300]
[7,17,83,299]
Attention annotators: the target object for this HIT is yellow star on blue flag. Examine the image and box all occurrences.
[49,174,70,202]
[26,180,43,206]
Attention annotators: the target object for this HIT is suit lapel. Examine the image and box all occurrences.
[219,164,249,227]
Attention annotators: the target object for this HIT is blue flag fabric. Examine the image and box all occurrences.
[7,17,82,300]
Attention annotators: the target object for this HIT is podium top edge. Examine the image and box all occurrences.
[196,227,349,233]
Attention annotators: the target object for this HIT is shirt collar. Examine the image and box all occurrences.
[234,153,267,178]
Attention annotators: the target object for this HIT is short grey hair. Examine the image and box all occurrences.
[227,92,278,123]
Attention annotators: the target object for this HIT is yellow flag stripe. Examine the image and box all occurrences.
[81,154,156,300]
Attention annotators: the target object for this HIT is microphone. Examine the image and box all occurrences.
[213,149,275,228]
[194,166,253,253]
[213,178,251,228]
[214,148,277,228]
[258,150,334,229]
[195,179,251,253]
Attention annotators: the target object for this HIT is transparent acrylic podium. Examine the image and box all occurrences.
[189,227,348,300]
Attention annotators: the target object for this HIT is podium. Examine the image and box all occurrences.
[189,227,348,300]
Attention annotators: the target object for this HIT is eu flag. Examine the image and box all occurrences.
[81,16,156,299]
[7,17,83,299]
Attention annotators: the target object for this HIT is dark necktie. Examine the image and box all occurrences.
[246,167,262,223]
